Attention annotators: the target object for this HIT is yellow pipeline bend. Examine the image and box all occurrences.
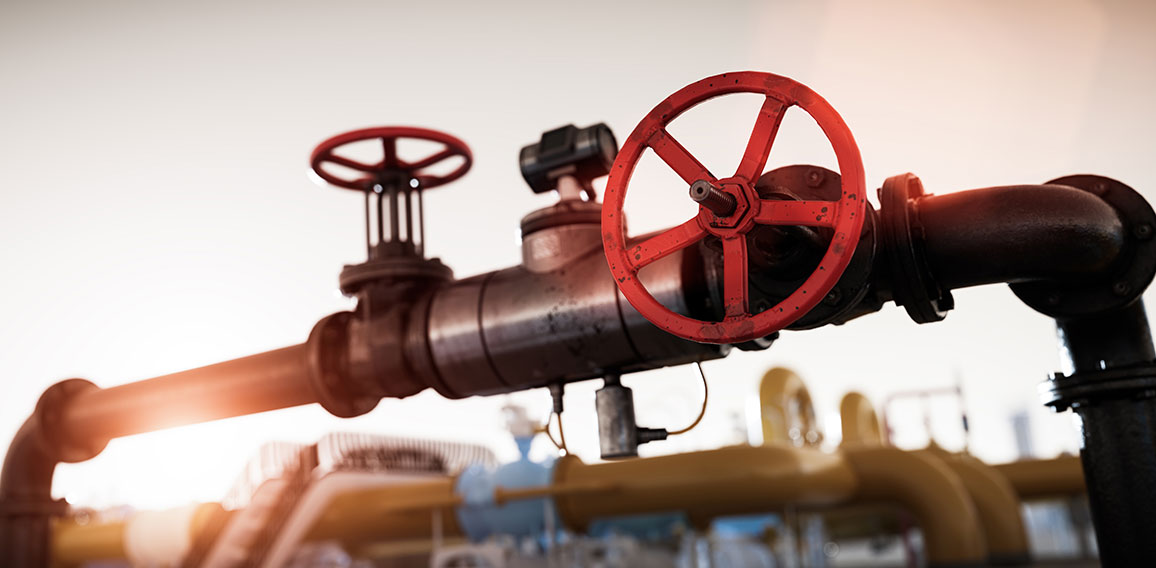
[923,452,1030,565]
[842,446,987,567]
[839,391,883,446]
[759,367,821,447]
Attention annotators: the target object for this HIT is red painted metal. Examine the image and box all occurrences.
[602,72,867,344]
[310,126,472,190]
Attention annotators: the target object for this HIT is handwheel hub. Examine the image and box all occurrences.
[699,177,760,235]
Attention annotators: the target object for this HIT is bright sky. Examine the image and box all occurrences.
[2,0,1154,510]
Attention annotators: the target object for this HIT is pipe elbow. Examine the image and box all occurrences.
[918,184,1125,289]
[928,452,1031,565]
[842,446,987,567]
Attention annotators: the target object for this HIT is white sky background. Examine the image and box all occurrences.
[1,0,1154,510]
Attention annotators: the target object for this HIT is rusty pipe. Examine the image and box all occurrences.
[59,345,319,444]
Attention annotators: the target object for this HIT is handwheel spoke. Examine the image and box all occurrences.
[382,138,400,168]
[648,129,716,185]
[628,217,707,271]
[721,236,749,318]
[408,147,456,171]
[754,199,838,228]
[735,96,789,182]
[324,152,375,172]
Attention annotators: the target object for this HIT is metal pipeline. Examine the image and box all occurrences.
[52,445,1000,567]
[992,456,1085,499]
[916,184,1125,290]
[551,445,856,529]
[920,450,1030,565]
[757,367,821,447]
[10,176,1156,565]
[59,345,318,444]
[839,391,883,446]
[842,446,987,567]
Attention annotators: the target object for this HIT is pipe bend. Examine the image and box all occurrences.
[839,391,883,447]
[917,184,1125,290]
[925,452,1031,565]
[842,446,987,567]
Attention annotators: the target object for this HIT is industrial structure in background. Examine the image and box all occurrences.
[2,71,1152,566]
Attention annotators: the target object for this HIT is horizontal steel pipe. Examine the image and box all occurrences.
[59,344,318,444]
[916,184,1125,290]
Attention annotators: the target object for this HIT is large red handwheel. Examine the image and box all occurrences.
[310,126,472,190]
[602,72,867,344]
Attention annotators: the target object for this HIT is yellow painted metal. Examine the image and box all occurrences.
[51,518,125,568]
[553,445,857,529]
[993,455,1086,499]
[759,367,822,447]
[304,476,463,546]
[919,448,1030,564]
[839,391,883,446]
[51,502,222,568]
[54,444,1009,567]
[842,445,988,566]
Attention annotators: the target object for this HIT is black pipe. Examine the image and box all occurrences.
[904,178,1156,564]
[1052,303,1156,566]
[916,184,1125,290]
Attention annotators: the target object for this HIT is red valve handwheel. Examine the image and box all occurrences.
[602,72,867,344]
[310,126,472,190]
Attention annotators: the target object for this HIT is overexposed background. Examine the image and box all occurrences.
[2,0,1154,510]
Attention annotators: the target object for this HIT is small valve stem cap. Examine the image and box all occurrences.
[690,180,737,216]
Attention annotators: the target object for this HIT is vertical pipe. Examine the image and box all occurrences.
[1054,301,1156,565]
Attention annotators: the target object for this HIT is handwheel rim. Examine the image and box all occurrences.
[602,71,866,344]
[310,126,473,191]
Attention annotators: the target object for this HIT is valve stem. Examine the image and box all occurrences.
[690,179,737,216]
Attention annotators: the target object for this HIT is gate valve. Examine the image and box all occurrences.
[601,72,867,344]
[310,126,472,291]
[311,126,472,192]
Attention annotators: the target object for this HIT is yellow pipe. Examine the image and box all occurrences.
[992,455,1085,499]
[842,445,987,566]
[305,476,463,546]
[55,445,994,567]
[839,391,883,446]
[759,367,822,447]
[51,518,125,568]
[920,450,1030,564]
[553,445,857,529]
[51,503,222,568]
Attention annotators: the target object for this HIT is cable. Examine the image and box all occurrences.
[541,412,568,454]
[668,361,709,436]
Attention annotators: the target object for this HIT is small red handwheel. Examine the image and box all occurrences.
[602,71,867,344]
[310,126,472,190]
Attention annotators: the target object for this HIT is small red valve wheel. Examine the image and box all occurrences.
[310,126,472,190]
[602,72,867,344]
